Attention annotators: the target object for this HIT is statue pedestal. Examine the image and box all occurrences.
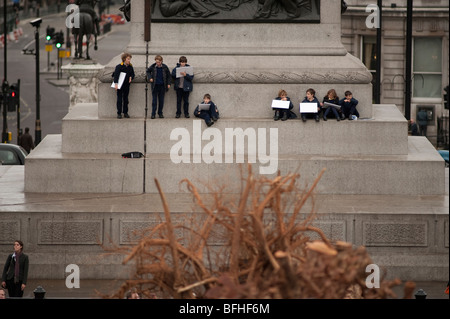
[62,61,104,112]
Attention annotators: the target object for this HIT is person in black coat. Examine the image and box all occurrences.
[147,55,171,119]
[113,52,135,119]
[321,89,341,121]
[300,88,321,122]
[1,240,29,298]
[194,93,219,127]
[339,91,360,120]
[273,89,297,121]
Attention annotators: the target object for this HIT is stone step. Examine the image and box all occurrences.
[62,103,408,156]
[25,134,445,195]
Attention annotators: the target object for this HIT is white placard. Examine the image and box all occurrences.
[271,100,290,109]
[198,103,210,111]
[111,72,126,89]
[323,101,341,110]
[176,66,194,78]
[300,102,318,113]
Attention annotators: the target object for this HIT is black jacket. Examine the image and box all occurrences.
[146,63,171,92]
[2,253,29,284]
[113,62,135,89]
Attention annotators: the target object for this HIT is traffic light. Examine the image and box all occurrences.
[8,83,20,112]
[444,85,449,110]
[54,31,64,49]
[46,26,55,42]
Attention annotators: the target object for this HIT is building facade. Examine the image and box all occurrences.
[341,0,449,147]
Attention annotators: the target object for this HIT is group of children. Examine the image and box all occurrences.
[273,88,360,122]
[113,54,359,125]
[114,53,219,125]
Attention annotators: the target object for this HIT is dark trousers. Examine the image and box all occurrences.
[301,112,319,121]
[195,110,212,124]
[6,278,24,297]
[342,105,359,118]
[419,125,427,136]
[176,88,190,116]
[324,106,340,119]
[116,86,129,115]
[152,84,166,116]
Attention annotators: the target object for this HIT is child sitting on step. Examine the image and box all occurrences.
[194,93,219,127]
[273,89,297,121]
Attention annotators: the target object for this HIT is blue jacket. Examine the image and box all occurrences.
[339,97,358,109]
[171,63,194,92]
[417,110,428,126]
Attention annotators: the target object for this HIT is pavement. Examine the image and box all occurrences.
[18,278,448,299]
[0,166,448,300]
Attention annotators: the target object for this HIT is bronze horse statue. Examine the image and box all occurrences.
[72,11,98,60]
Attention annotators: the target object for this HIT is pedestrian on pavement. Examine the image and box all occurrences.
[410,119,419,136]
[1,240,29,298]
[417,109,428,136]
[0,287,6,299]
[18,127,35,154]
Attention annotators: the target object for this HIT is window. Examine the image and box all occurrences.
[413,37,442,98]
[361,36,377,101]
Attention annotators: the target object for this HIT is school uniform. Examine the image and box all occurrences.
[147,62,171,117]
[339,97,360,120]
[113,62,135,117]
[273,97,297,121]
[300,96,321,122]
[323,97,341,121]
[172,63,194,117]
[194,101,219,126]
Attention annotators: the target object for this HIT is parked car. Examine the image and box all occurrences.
[0,143,28,165]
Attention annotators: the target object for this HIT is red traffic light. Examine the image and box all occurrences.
[11,92,15,97]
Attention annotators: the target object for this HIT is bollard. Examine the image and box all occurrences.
[33,286,46,299]
[414,288,427,299]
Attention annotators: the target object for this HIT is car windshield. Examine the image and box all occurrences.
[0,149,20,165]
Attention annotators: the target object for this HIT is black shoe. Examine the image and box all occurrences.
[281,113,288,121]
[348,116,353,121]
[207,121,214,127]
[159,114,164,118]
[151,115,155,119]
[341,114,346,120]
[117,114,122,119]
[212,116,218,121]
[185,114,190,118]
[176,114,180,118]
[336,116,340,121]
[323,116,327,121]
[302,117,307,122]
[315,116,320,122]
[274,111,280,121]
[124,113,130,118]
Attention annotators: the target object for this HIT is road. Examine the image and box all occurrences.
[0,6,129,144]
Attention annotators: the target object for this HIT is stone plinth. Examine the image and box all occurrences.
[62,61,104,112]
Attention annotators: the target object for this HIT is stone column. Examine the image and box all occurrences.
[62,61,105,111]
